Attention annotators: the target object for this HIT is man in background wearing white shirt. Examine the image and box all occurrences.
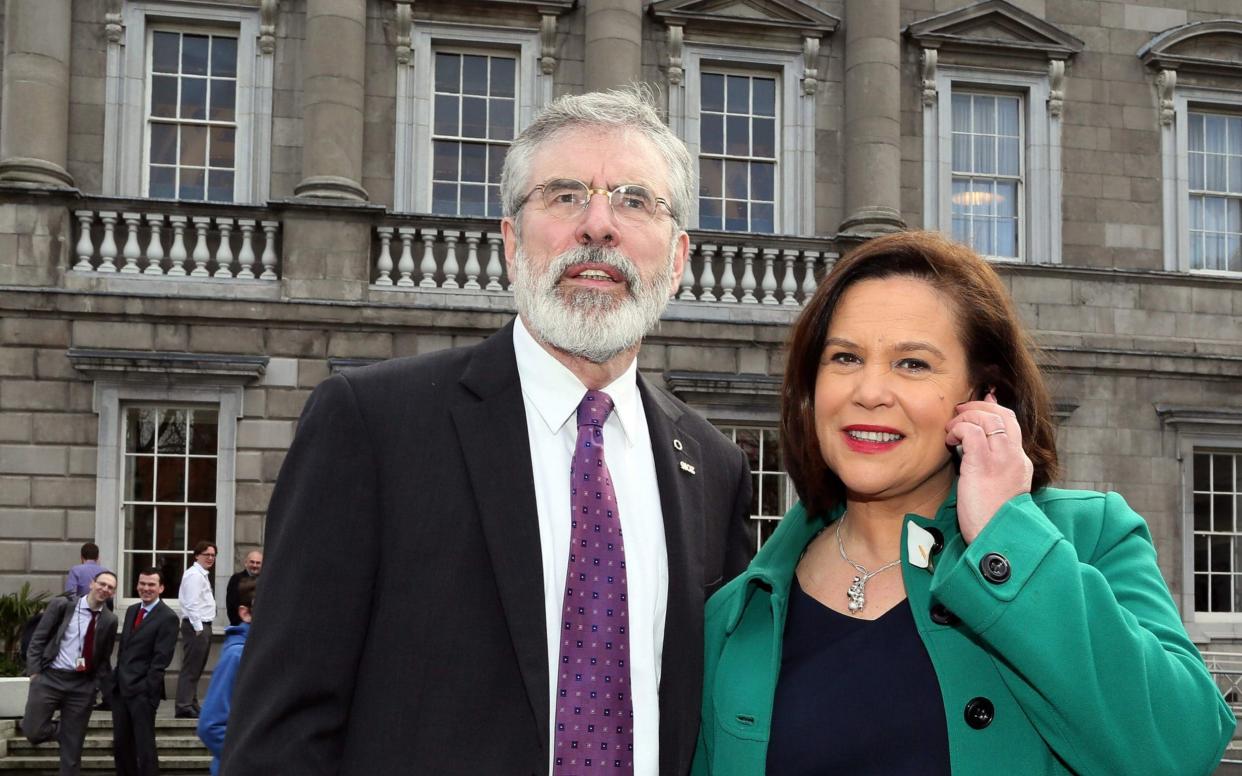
[175,540,216,719]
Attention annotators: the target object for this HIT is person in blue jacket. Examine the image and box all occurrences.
[694,231,1235,775]
[197,575,254,775]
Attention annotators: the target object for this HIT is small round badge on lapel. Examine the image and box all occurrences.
[673,439,683,451]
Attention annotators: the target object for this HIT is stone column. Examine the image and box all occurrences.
[294,0,368,201]
[584,0,643,92]
[838,0,904,236]
[0,0,74,187]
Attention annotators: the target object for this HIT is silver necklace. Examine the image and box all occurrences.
[835,517,902,614]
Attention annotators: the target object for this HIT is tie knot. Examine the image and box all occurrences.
[576,389,615,429]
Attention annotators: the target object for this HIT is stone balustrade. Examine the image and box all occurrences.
[372,216,837,307]
[73,201,281,280]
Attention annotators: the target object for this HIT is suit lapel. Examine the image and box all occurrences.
[639,377,706,776]
[452,322,549,754]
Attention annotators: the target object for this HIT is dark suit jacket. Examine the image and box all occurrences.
[25,593,117,686]
[222,322,754,776]
[113,600,179,702]
[225,570,254,626]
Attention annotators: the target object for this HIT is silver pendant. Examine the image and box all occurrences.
[847,575,865,612]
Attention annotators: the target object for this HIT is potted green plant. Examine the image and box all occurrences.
[0,583,49,717]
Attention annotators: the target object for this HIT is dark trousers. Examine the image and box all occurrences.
[175,620,211,714]
[112,689,161,776]
[22,668,95,776]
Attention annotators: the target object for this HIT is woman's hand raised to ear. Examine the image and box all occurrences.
[945,390,1034,544]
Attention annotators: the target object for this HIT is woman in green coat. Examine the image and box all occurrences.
[694,232,1234,776]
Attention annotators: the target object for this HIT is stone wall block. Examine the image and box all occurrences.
[30,541,79,573]
[0,413,33,442]
[65,509,94,540]
[0,444,68,475]
[1073,279,1139,309]
[327,331,392,359]
[1009,275,1073,305]
[298,359,330,389]
[266,389,311,420]
[236,451,263,482]
[261,357,299,388]
[0,508,64,538]
[261,451,288,482]
[267,328,328,358]
[33,413,95,445]
[237,420,296,450]
[1,318,69,347]
[1,379,69,410]
[153,324,190,351]
[667,345,738,374]
[236,481,275,514]
[0,542,29,572]
[188,326,265,355]
[70,320,155,350]
[67,447,94,476]
[34,348,74,380]
[30,476,93,508]
[0,347,35,377]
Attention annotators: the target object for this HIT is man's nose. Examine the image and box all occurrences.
[575,191,617,246]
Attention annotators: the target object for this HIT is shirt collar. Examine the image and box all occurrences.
[513,316,642,448]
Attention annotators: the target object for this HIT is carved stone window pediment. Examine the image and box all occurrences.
[650,0,839,36]
[903,0,1083,61]
[1139,20,1242,78]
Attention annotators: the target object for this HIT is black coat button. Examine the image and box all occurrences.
[980,552,1011,583]
[964,697,995,729]
[930,603,959,626]
[926,526,945,555]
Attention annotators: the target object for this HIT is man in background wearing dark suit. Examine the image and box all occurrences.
[23,570,118,776]
[223,87,754,776]
[112,567,179,776]
[224,549,262,626]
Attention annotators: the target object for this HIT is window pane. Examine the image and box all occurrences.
[432,182,456,214]
[434,95,459,136]
[209,127,235,168]
[435,53,460,92]
[751,203,774,233]
[974,135,996,175]
[152,32,180,74]
[998,96,1020,136]
[209,80,235,122]
[753,118,775,158]
[127,409,157,453]
[1196,453,1213,491]
[1207,156,1226,192]
[180,126,207,167]
[207,170,233,202]
[490,99,514,141]
[180,78,207,120]
[1216,454,1234,492]
[188,507,215,549]
[998,137,1020,176]
[699,198,722,230]
[995,218,1018,259]
[488,145,506,184]
[725,200,747,232]
[156,506,186,552]
[726,75,749,113]
[1212,574,1231,612]
[182,35,209,75]
[1196,573,1209,611]
[149,166,175,199]
[461,55,488,96]
[460,184,485,216]
[189,410,218,454]
[433,140,457,180]
[179,168,205,200]
[1196,493,1212,532]
[702,73,724,113]
[973,216,993,256]
[952,133,970,172]
[701,114,723,155]
[151,76,178,118]
[724,160,748,199]
[461,97,487,138]
[1216,494,1234,532]
[1189,151,1205,190]
[487,185,503,218]
[211,36,237,78]
[974,95,996,133]
[461,143,485,183]
[126,505,155,551]
[187,458,217,503]
[762,429,781,470]
[951,93,971,133]
[753,78,776,117]
[1190,112,1205,152]
[995,181,1018,217]
[699,158,723,198]
[1213,534,1233,571]
[149,123,178,167]
[752,162,774,202]
[1207,115,1227,155]
[725,115,749,156]
[490,57,515,98]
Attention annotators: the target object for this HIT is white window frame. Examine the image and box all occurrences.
[104,1,273,203]
[716,424,796,552]
[671,43,813,236]
[1163,86,1242,275]
[93,382,242,612]
[924,66,1061,264]
[948,89,1025,260]
[394,23,547,213]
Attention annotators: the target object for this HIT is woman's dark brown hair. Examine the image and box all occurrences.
[781,231,1059,516]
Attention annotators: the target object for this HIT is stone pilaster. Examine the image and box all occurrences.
[0,0,74,187]
[838,0,904,237]
[293,0,368,201]
[584,0,643,92]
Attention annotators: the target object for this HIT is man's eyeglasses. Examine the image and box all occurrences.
[518,179,674,225]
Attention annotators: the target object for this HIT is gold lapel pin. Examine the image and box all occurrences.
[679,461,696,475]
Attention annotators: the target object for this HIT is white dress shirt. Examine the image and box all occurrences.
[513,317,669,776]
[178,562,216,631]
[51,596,100,671]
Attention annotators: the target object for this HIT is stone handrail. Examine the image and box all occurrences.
[73,198,281,280]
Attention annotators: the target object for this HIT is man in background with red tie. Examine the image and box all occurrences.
[22,570,118,776]
[224,87,755,775]
[112,567,180,776]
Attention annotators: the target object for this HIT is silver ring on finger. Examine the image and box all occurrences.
[985,428,1007,437]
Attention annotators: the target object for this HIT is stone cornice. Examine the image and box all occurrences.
[904,0,1084,60]
[663,370,781,408]
[1154,403,1242,428]
[1138,20,1242,78]
[650,0,839,36]
[68,348,268,384]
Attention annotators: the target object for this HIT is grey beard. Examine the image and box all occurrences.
[512,244,675,364]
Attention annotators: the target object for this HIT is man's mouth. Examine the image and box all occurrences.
[564,264,625,284]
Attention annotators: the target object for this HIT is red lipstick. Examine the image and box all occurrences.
[841,425,905,454]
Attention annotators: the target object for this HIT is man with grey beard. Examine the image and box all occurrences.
[222,87,754,776]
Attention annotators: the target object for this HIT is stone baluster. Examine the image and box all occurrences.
[442,231,460,289]
[462,231,482,289]
[485,235,503,291]
[144,214,165,275]
[719,244,737,303]
[760,247,778,304]
[168,216,189,276]
[678,243,697,300]
[782,249,799,306]
[214,218,235,278]
[374,226,394,286]
[260,221,278,279]
[397,227,416,287]
[739,246,758,303]
[236,219,257,279]
[699,243,718,302]
[119,213,141,273]
[802,251,820,303]
[190,217,211,277]
[73,210,94,271]
[419,230,437,287]
[96,211,119,272]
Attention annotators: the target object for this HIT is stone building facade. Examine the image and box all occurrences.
[1,0,1241,651]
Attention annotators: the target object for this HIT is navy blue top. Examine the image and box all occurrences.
[766,576,952,775]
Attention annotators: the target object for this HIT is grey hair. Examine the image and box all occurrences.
[500,85,694,232]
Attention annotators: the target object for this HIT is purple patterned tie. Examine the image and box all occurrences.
[554,390,634,773]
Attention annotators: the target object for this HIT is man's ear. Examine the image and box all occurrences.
[501,216,519,279]
[668,230,689,297]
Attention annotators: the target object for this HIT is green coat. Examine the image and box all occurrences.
[694,486,1235,775]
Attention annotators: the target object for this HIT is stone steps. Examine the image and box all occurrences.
[0,713,212,775]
